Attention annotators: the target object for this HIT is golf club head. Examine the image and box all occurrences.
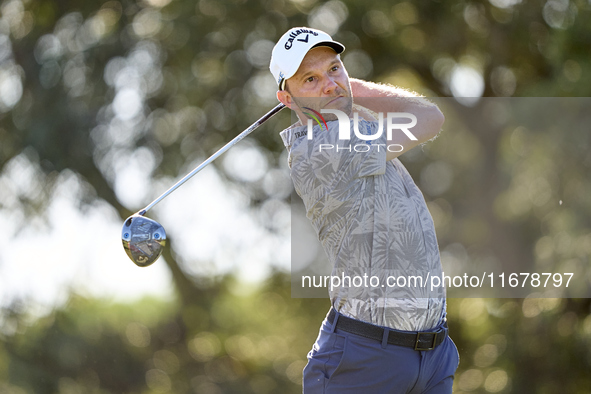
[121,214,166,267]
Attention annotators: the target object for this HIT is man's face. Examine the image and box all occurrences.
[279,46,352,122]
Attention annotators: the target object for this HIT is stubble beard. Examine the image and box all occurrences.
[293,87,353,122]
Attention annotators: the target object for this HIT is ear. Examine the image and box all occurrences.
[277,90,293,109]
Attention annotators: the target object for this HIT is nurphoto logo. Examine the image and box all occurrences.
[304,109,419,153]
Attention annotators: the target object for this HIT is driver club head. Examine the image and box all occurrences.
[121,214,167,267]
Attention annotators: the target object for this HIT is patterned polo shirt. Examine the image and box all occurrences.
[281,115,446,331]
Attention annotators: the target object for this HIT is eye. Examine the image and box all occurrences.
[305,76,315,83]
[330,65,339,72]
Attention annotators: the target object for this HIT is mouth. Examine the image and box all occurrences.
[325,96,344,106]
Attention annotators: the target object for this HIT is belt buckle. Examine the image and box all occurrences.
[414,331,437,351]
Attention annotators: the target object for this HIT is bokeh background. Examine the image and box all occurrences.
[1,0,590,393]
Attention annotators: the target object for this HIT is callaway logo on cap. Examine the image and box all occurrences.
[270,27,345,91]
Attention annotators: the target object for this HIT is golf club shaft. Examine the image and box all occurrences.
[138,103,286,216]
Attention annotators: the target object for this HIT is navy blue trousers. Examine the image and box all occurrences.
[303,310,460,393]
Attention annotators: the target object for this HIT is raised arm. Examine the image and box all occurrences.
[350,78,444,161]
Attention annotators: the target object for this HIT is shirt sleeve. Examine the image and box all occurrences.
[288,119,388,210]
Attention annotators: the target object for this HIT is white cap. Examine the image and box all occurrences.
[270,27,345,91]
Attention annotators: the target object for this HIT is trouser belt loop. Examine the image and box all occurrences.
[381,328,389,349]
[330,311,340,333]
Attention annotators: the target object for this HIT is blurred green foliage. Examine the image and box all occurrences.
[0,0,591,392]
[2,278,591,393]
[1,275,330,393]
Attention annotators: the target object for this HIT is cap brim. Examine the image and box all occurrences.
[311,41,345,54]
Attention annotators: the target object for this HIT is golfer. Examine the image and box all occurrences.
[270,27,459,393]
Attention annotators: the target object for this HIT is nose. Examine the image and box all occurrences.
[322,75,338,94]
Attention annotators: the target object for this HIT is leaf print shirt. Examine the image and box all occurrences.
[281,116,446,331]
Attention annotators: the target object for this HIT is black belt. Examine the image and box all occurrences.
[327,308,447,351]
